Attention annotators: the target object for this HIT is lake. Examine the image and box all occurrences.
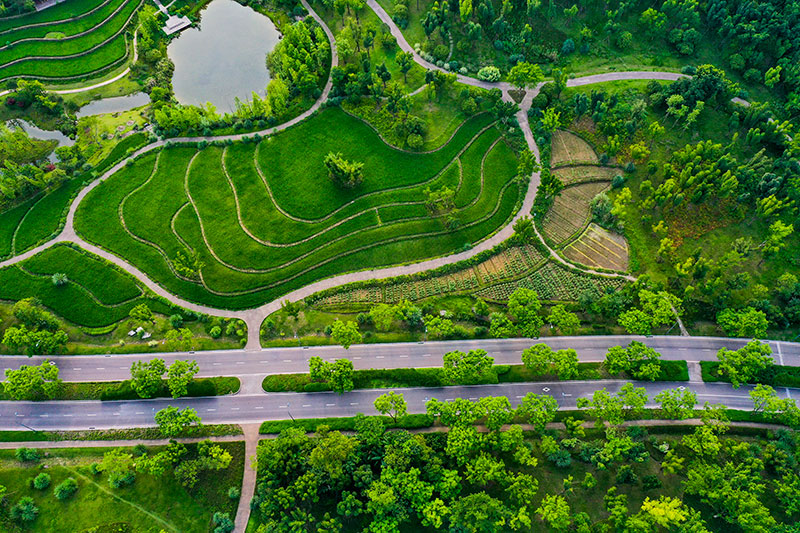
[167,0,281,114]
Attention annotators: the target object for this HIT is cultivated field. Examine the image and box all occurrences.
[550,129,598,167]
[474,261,625,302]
[541,181,610,245]
[564,222,629,272]
[75,109,522,309]
[0,0,140,82]
[552,164,617,185]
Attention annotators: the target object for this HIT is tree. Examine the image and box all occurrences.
[373,391,407,421]
[369,304,402,332]
[507,287,543,337]
[512,216,534,243]
[308,357,355,393]
[577,384,647,427]
[129,303,153,324]
[443,349,495,384]
[547,304,580,334]
[130,358,166,398]
[51,272,68,286]
[155,406,202,437]
[604,341,662,381]
[330,320,362,349]
[328,358,355,393]
[618,290,683,335]
[716,307,768,339]
[488,312,515,338]
[449,492,511,533]
[324,152,364,188]
[164,328,197,352]
[761,220,793,256]
[2,360,60,400]
[507,62,543,90]
[167,359,199,398]
[716,340,773,388]
[521,343,552,375]
[424,315,455,339]
[2,324,68,356]
[396,51,413,82]
[98,448,135,488]
[536,494,571,531]
[552,348,579,379]
[655,388,697,419]
[516,392,558,431]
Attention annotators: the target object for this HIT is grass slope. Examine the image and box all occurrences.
[76,108,521,309]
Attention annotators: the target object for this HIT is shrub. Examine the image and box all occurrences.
[54,478,78,500]
[433,44,449,61]
[213,511,235,533]
[11,497,38,523]
[616,465,638,484]
[209,326,222,338]
[51,272,68,286]
[642,475,662,490]
[407,134,423,149]
[32,473,51,490]
[477,66,501,82]
[228,486,240,499]
[133,444,148,456]
[611,175,626,189]
[561,38,575,55]
[169,314,184,328]
[15,448,41,463]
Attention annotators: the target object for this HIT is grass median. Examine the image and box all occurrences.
[262,360,690,393]
[0,376,240,401]
[701,361,800,388]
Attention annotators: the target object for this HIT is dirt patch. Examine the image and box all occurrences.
[551,130,599,167]
[542,182,610,245]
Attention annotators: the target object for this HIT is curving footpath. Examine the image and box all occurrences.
[0,0,748,349]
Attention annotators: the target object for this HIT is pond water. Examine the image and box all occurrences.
[167,0,281,114]
[76,92,150,117]
[5,119,74,162]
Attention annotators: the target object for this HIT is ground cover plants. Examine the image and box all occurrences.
[0,244,246,354]
[0,0,142,82]
[75,107,523,309]
[0,441,244,532]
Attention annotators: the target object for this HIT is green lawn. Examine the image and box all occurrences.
[0,442,244,532]
[75,108,522,309]
[0,0,140,82]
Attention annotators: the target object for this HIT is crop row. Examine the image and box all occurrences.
[474,262,626,302]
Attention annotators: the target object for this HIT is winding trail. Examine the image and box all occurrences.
[0,0,749,348]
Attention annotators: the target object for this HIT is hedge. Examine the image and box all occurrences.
[259,414,435,434]
[701,361,800,388]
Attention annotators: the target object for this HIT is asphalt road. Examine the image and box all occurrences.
[0,336,798,432]
[1,336,797,383]
[1,379,791,432]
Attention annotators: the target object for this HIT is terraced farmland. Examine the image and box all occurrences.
[0,0,141,82]
[75,109,522,309]
[550,129,598,167]
[541,181,610,245]
[564,223,629,272]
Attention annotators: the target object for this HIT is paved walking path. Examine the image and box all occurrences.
[233,424,260,533]
[0,0,751,349]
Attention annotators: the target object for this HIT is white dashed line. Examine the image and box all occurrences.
[302,404,311,408]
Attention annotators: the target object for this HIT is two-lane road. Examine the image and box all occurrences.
[1,336,797,383]
[1,379,789,432]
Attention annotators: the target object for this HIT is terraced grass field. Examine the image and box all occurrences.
[75,109,522,309]
[0,243,174,327]
[0,0,141,82]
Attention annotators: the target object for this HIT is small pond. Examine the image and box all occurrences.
[167,0,281,113]
[76,92,150,118]
[5,119,74,162]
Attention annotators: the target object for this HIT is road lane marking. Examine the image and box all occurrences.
[326,403,335,406]
[63,414,73,417]
[231,408,240,411]
[350,402,359,406]
[254,406,264,409]
[135,412,144,415]
[236,361,245,365]
[206,409,216,412]
[73,367,81,370]
[212,362,222,366]
[376,356,384,359]
[353,357,361,360]
[400,355,408,358]
[87,414,96,417]
[283,359,292,363]
[302,404,311,407]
